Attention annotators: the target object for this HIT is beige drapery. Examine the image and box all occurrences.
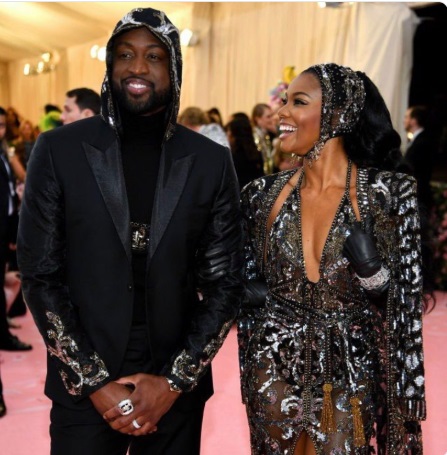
[1,2,418,142]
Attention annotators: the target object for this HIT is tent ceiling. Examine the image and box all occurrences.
[0,2,192,63]
[0,1,430,64]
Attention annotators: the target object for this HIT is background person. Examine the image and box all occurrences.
[60,87,101,125]
[0,106,32,353]
[251,103,277,175]
[225,118,263,189]
[178,106,229,148]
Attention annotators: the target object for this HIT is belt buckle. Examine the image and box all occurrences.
[131,222,150,254]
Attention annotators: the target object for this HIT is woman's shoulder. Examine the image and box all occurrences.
[241,170,295,200]
[360,167,418,210]
[362,166,416,187]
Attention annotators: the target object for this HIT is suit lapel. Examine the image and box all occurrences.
[149,140,194,259]
[83,139,132,263]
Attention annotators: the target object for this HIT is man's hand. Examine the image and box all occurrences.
[102,374,181,436]
[90,381,132,417]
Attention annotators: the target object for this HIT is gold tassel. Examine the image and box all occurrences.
[320,383,336,434]
[350,396,366,447]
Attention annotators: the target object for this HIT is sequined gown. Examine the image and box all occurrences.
[238,167,426,455]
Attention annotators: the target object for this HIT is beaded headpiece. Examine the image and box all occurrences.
[101,8,182,141]
[304,63,366,165]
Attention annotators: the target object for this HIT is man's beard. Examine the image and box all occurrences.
[113,81,172,116]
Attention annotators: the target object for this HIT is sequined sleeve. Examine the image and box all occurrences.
[237,183,264,375]
[164,148,243,392]
[386,173,426,451]
[17,135,109,398]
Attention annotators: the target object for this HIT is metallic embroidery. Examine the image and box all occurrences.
[46,311,109,396]
[239,168,425,454]
[170,319,233,391]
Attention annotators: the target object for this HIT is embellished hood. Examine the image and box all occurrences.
[302,63,366,165]
[100,7,182,142]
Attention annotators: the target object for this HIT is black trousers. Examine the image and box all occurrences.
[50,400,205,455]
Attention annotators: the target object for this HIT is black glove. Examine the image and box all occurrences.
[343,215,389,297]
[342,215,381,278]
[196,246,229,282]
[243,279,268,309]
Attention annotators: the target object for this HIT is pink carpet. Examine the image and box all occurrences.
[0,292,446,454]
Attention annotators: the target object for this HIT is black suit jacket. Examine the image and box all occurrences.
[403,129,436,211]
[17,116,243,410]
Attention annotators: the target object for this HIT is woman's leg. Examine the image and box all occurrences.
[293,432,317,455]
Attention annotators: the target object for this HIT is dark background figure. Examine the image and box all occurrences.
[229,111,251,124]
[410,3,447,183]
[60,87,101,125]
[401,105,437,213]
[0,106,32,352]
[207,107,224,127]
[17,7,242,455]
[13,119,37,169]
[5,107,21,143]
[225,118,264,189]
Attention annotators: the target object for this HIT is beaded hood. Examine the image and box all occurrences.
[99,7,182,142]
[303,63,366,164]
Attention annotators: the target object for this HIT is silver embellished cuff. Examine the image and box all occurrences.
[355,264,390,290]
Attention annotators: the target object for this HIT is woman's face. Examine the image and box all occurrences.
[277,72,322,155]
[21,122,33,140]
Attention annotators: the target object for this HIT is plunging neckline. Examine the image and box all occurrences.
[296,161,352,284]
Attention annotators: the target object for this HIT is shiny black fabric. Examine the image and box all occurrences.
[17,6,243,411]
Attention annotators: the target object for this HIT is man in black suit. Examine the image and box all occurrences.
[402,105,438,213]
[17,8,242,455]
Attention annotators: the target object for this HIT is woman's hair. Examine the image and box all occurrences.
[178,106,209,127]
[207,107,223,126]
[225,119,259,161]
[251,103,270,125]
[342,72,402,171]
[19,120,36,141]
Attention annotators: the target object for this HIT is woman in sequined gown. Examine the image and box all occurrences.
[238,63,426,455]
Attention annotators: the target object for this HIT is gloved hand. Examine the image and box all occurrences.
[343,215,389,297]
[244,279,268,308]
[196,246,229,283]
[342,215,381,278]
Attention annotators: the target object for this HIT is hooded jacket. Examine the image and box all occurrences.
[101,7,182,143]
[17,7,243,410]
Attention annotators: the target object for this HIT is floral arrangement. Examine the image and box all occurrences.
[431,181,447,290]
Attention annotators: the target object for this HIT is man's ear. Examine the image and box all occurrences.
[81,109,95,119]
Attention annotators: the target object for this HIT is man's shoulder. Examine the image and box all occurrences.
[42,116,112,143]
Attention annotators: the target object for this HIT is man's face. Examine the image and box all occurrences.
[112,27,171,116]
[61,97,83,125]
[0,114,6,140]
[403,108,414,133]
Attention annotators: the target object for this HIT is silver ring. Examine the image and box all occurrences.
[132,419,142,429]
[117,398,134,416]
